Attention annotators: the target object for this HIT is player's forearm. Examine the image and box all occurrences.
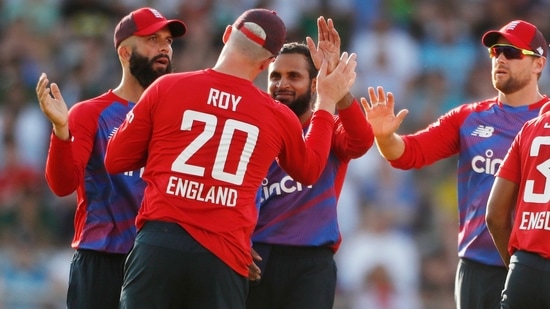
[45,134,80,196]
[104,129,148,174]
[335,99,373,158]
[486,209,513,268]
[486,178,517,268]
[314,95,336,115]
[375,133,405,160]
[336,92,354,111]
[486,212,512,268]
[316,90,353,115]
[52,123,70,141]
[104,142,146,174]
[487,226,512,268]
[496,236,511,268]
[284,111,334,185]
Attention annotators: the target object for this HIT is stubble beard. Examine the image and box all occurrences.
[493,72,530,95]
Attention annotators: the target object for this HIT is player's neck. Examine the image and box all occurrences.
[498,85,544,107]
[213,60,259,81]
[113,78,145,103]
[213,48,269,82]
[298,109,313,124]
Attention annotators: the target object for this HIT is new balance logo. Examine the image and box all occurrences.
[471,125,494,138]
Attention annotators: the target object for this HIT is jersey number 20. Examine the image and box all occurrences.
[171,110,259,185]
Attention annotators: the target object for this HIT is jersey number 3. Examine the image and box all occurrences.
[524,136,550,203]
[170,110,259,185]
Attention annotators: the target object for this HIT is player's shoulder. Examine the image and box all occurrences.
[149,71,202,89]
[526,105,550,128]
[249,94,300,131]
[440,97,497,120]
[457,97,498,113]
[243,86,287,111]
[69,91,118,114]
[540,101,550,116]
[159,70,201,82]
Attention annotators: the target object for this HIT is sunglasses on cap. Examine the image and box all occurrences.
[488,44,541,60]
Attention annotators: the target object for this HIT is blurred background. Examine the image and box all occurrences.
[2,0,550,308]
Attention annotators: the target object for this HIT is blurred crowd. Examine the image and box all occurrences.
[2,0,550,308]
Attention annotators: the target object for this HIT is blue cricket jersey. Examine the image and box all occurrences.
[252,101,373,251]
[392,96,548,266]
[46,90,146,254]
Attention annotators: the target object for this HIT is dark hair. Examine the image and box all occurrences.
[278,42,318,79]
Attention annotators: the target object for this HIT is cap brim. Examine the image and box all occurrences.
[482,30,530,50]
[134,20,187,38]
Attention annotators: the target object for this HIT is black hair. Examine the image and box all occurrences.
[278,42,318,79]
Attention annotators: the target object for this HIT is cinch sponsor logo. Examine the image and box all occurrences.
[471,125,494,138]
[259,176,313,203]
[471,149,503,175]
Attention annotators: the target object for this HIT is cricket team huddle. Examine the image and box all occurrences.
[34,5,550,309]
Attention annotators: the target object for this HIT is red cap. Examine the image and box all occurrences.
[482,20,548,58]
[114,7,186,48]
[232,8,286,56]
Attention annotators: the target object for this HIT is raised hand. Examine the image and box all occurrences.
[361,86,408,139]
[36,72,70,140]
[315,52,357,113]
[307,16,340,73]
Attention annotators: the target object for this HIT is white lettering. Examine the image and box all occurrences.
[123,167,145,178]
[259,176,313,203]
[207,88,242,111]
[165,176,237,207]
[519,211,550,230]
[471,149,503,175]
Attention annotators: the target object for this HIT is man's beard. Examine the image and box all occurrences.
[129,50,173,88]
[493,71,530,95]
[280,91,312,117]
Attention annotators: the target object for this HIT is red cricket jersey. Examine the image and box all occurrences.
[104,69,335,276]
[497,112,550,259]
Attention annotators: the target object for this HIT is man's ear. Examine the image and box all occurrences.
[118,45,132,62]
[535,56,547,74]
[259,56,276,71]
[311,77,317,94]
